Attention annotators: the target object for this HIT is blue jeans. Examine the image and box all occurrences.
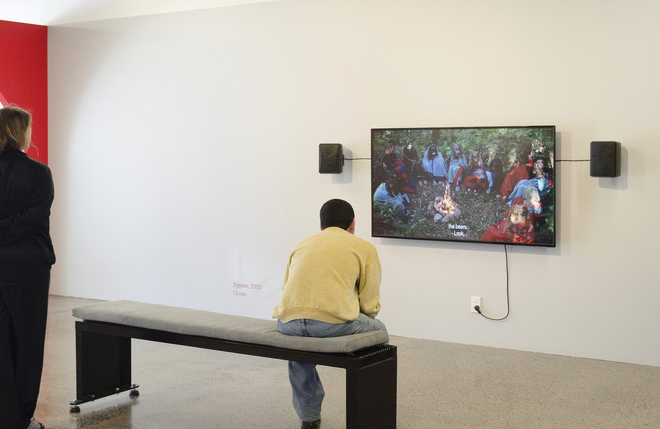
[277,314,387,422]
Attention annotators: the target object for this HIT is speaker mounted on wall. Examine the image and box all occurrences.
[319,143,344,174]
[590,141,621,177]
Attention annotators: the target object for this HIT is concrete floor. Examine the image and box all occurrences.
[34,295,660,429]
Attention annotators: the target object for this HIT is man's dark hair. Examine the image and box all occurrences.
[320,199,355,230]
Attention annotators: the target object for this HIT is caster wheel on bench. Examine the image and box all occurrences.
[129,383,140,399]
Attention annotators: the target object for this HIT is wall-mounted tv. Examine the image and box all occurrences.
[371,126,556,247]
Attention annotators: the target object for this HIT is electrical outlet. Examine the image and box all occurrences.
[471,296,482,313]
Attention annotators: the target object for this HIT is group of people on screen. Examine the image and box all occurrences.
[373,138,552,244]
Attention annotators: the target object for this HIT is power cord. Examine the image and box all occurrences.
[474,244,510,321]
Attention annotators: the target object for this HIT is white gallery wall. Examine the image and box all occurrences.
[47,0,660,366]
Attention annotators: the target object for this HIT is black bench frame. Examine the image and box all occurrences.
[70,320,397,429]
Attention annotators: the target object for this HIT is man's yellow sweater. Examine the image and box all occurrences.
[273,227,381,323]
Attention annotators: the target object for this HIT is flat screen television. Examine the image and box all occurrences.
[371,126,556,247]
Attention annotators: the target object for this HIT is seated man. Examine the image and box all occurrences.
[273,199,387,429]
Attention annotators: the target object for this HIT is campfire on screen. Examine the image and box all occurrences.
[434,183,461,222]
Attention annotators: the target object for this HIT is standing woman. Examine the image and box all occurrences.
[0,106,55,429]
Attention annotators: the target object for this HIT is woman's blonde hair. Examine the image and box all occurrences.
[0,106,32,153]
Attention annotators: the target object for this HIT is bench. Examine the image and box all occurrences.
[70,300,397,429]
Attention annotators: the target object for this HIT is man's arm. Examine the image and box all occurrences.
[358,258,382,318]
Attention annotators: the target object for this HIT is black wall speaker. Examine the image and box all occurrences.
[590,141,620,177]
[319,144,343,174]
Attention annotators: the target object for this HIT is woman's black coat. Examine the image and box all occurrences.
[0,146,55,287]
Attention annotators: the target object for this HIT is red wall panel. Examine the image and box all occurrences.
[0,20,48,164]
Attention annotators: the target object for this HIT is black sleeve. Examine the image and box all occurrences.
[0,167,54,245]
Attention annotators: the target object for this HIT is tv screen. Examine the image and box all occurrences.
[371,126,556,247]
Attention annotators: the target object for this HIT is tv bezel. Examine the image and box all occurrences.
[370,125,557,248]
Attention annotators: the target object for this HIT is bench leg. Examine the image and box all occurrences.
[346,355,397,429]
[70,321,135,411]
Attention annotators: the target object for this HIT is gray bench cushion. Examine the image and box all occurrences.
[72,300,389,354]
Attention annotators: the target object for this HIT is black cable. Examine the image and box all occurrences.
[475,244,510,321]
[344,157,371,160]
